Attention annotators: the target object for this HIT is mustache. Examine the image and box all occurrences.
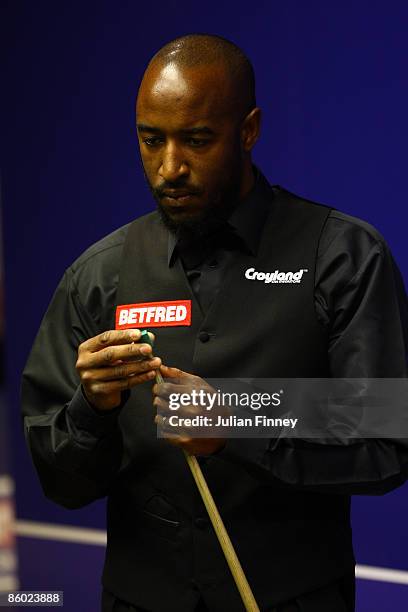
[153,182,203,198]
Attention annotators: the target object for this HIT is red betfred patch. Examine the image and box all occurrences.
[115,300,192,329]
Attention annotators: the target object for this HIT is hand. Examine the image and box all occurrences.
[152,365,228,456]
[76,329,161,411]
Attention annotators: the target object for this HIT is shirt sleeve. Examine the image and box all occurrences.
[215,212,408,494]
[316,211,408,377]
[21,267,126,509]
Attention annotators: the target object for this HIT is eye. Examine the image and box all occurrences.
[186,138,210,147]
[142,137,164,147]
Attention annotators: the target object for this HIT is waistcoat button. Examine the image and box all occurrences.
[198,331,210,343]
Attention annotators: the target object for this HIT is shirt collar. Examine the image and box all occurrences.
[167,166,274,267]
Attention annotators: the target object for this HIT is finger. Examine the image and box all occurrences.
[80,329,142,353]
[153,402,201,427]
[152,382,193,400]
[77,341,156,368]
[85,370,157,395]
[153,415,191,438]
[81,358,162,382]
[159,366,200,389]
[153,396,168,411]
[154,417,190,442]
[159,364,187,381]
[153,410,199,439]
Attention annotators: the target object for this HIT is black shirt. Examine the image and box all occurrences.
[21,171,408,510]
[169,169,408,377]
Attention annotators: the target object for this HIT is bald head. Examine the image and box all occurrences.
[147,34,256,119]
[135,34,261,237]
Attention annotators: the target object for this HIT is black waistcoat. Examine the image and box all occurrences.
[102,186,354,612]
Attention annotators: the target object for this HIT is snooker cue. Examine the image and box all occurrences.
[141,330,260,612]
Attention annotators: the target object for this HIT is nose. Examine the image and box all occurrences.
[159,142,189,182]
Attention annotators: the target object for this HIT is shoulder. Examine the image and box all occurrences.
[69,211,158,275]
[273,184,396,289]
[63,212,158,325]
[315,209,399,299]
[271,185,389,261]
[272,184,386,245]
[69,223,129,275]
[319,209,389,262]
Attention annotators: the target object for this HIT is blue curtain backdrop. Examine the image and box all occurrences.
[2,1,407,609]
[0,206,19,593]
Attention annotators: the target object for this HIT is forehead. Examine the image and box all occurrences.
[136,62,232,127]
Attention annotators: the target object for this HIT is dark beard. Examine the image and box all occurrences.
[156,196,238,244]
[146,166,242,244]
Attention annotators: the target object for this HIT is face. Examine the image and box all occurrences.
[136,62,248,237]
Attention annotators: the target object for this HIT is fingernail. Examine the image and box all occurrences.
[140,345,152,355]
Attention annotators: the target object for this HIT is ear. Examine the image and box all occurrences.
[240,107,261,152]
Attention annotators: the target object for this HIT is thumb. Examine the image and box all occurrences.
[159,364,186,381]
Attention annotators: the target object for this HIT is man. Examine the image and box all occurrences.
[21,34,408,612]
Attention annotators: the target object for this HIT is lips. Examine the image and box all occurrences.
[161,192,198,208]
[162,191,194,199]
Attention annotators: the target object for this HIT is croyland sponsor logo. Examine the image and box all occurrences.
[115,300,191,329]
[245,267,308,284]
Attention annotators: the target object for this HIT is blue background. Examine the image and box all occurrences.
[2,1,407,609]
